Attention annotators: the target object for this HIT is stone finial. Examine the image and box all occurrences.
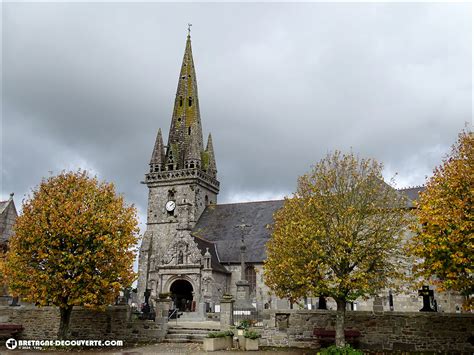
[205,133,217,176]
[9,193,14,200]
[150,128,165,171]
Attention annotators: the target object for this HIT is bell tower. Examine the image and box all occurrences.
[137,31,220,303]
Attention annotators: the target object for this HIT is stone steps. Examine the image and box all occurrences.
[168,328,210,335]
[164,322,221,344]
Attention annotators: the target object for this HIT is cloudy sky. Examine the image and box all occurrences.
[2,2,472,231]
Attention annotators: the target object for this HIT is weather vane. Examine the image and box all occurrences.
[187,23,192,36]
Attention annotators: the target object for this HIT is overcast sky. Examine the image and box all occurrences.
[1,2,472,231]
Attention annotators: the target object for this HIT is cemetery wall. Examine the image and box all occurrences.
[0,305,166,344]
[261,309,474,352]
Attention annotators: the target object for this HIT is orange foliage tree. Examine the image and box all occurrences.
[408,130,473,309]
[5,171,139,338]
[264,151,408,347]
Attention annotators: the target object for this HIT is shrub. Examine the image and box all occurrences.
[236,319,251,329]
[224,330,234,337]
[207,330,233,338]
[243,330,261,339]
[319,345,363,355]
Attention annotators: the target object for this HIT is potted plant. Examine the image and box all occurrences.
[236,319,250,335]
[243,329,261,351]
[202,330,234,351]
[158,292,171,299]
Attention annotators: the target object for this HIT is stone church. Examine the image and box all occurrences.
[137,33,461,316]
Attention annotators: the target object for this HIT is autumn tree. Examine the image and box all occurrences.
[5,171,139,338]
[264,151,408,347]
[407,130,473,309]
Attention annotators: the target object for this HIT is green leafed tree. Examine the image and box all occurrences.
[264,151,408,347]
[5,171,139,338]
[407,130,473,309]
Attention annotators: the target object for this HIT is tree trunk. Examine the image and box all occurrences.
[335,299,346,348]
[58,306,73,339]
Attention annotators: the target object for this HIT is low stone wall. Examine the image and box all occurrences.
[0,305,167,344]
[261,309,474,352]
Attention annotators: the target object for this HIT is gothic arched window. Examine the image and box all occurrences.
[245,265,257,294]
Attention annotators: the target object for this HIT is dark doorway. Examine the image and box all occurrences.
[170,279,194,312]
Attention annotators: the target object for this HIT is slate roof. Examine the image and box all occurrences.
[192,186,426,265]
[191,200,284,263]
[0,198,17,245]
[193,235,230,274]
[0,201,9,215]
[398,186,425,208]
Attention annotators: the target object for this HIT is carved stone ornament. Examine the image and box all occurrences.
[161,235,202,265]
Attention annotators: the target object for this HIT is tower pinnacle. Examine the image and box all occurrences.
[149,128,165,172]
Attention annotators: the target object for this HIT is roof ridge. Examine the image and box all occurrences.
[398,185,425,191]
[192,234,215,244]
[215,199,284,206]
[0,200,11,215]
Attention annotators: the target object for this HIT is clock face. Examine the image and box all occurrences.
[165,200,176,212]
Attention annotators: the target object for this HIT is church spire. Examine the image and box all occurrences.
[166,30,204,170]
[150,128,165,172]
[205,133,217,177]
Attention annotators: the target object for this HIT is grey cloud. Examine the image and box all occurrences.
[2,2,471,226]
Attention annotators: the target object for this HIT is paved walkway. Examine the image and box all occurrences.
[167,319,221,329]
[1,342,316,354]
[109,342,316,354]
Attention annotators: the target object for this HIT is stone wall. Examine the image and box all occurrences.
[261,309,474,352]
[0,305,167,344]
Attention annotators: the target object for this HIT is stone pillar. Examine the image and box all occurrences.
[156,297,172,318]
[373,296,384,312]
[220,297,234,329]
[235,280,250,301]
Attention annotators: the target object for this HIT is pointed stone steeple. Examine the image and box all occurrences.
[166,31,204,170]
[150,129,165,172]
[204,133,217,177]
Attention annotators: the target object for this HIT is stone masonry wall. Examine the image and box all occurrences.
[0,305,167,344]
[261,309,474,353]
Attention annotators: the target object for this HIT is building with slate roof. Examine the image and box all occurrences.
[0,193,18,299]
[137,32,462,315]
[0,193,17,253]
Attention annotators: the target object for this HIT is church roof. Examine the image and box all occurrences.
[398,186,425,207]
[193,235,230,274]
[192,200,284,263]
[192,186,425,264]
